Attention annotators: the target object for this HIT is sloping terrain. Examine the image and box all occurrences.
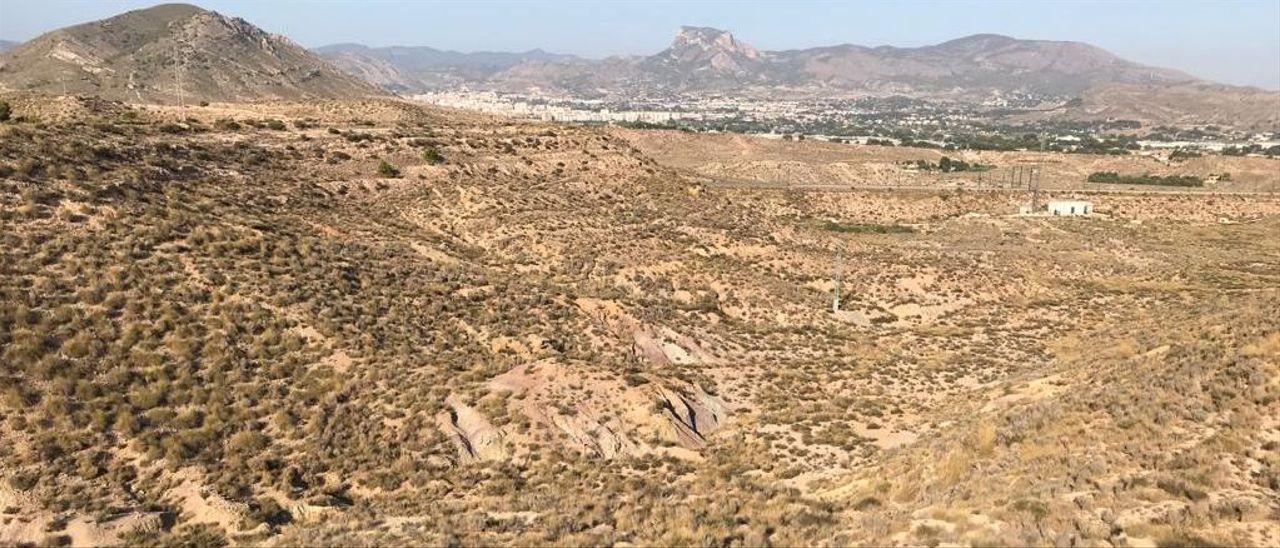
[0,4,381,103]
[0,93,1277,546]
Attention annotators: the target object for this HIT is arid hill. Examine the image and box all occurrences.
[1032,82,1280,133]
[0,4,382,103]
[1,91,1277,546]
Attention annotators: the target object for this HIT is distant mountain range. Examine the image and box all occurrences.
[0,40,18,54]
[318,26,1201,97]
[0,3,382,102]
[0,4,1273,129]
[317,25,1279,130]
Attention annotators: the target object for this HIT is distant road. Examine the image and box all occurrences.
[693,174,1280,198]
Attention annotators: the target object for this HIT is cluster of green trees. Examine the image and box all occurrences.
[1222,144,1280,157]
[1086,172,1204,187]
[908,156,990,173]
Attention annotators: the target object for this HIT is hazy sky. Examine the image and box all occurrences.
[2,0,1278,88]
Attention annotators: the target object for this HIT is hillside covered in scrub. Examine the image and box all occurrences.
[0,92,1277,546]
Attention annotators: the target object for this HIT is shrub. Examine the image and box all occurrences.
[8,471,38,491]
[0,100,10,122]
[422,147,444,165]
[228,431,269,454]
[377,160,400,178]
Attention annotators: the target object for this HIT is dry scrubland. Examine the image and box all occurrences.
[618,128,1280,193]
[0,93,1277,547]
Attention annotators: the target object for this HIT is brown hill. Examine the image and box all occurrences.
[0,3,383,103]
[769,32,1199,95]
[1036,82,1280,132]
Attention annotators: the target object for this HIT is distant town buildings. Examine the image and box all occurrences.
[412,90,1280,157]
[413,91,709,123]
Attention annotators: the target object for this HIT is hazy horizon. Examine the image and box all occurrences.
[1,0,1278,89]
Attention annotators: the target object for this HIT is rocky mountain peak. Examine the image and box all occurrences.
[653,26,765,78]
[669,26,761,62]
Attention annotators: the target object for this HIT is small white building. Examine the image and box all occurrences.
[1048,200,1093,216]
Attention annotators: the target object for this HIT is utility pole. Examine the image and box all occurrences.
[1030,166,1041,211]
[832,242,845,313]
[174,42,184,111]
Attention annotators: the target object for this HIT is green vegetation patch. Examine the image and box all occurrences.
[1087,172,1204,187]
[905,156,991,173]
[820,221,915,234]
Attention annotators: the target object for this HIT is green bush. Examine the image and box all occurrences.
[377,160,400,178]
[1086,171,1203,187]
[422,147,444,165]
[820,221,914,234]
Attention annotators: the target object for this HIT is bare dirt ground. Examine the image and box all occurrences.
[1,94,1277,546]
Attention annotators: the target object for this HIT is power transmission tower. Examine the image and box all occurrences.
[832,242,845,313]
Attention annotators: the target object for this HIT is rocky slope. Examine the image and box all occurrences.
[0,3,382,103]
